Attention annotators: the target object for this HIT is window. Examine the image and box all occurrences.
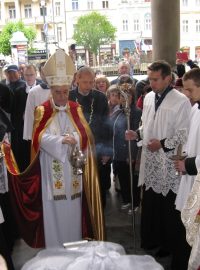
[182,20,188,32]
[196,0,200,5]
[102,1,109,9]
[40,4,47,16]
[87,1,94,9]
[9,5,16,19]
[57,26,62,42]
[133,19,139,31]
[182,0,188,6]
[144,13,151,31]
[196,20,200,32]
[72,0,78,10]
[24,4,32,18]
[122,19,128,31]
[55,2,61,16]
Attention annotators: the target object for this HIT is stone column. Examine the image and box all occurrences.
[151,0,180,67]
[15,0,21,18]
[1,1,5,23]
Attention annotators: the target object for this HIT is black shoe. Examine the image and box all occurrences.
[155,248,171,258]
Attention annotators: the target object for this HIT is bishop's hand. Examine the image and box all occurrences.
[62,133,77,145]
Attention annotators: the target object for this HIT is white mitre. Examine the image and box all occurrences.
[43,48,76,86]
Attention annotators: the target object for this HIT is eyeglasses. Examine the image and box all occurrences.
[24,74,35,77]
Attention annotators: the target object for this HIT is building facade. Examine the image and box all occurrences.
[180,0,200,62]
[0,0,200,64]
[0,0,68,60]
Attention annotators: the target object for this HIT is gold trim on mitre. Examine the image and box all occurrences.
[43,48,76,86]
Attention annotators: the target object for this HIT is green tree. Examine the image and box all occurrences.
[0,21,36,56]
[73,12,116,65]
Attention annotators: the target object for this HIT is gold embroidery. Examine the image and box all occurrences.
[71,175,81,200]
[72,179,80,189]
[54,180,63,189]
[52,159,66,200]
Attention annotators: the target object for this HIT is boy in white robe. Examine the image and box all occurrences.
[175,68,200,209]
[174,68,200,270]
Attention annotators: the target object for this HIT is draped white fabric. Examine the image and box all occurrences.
[176,103,200,210]
[21,241,164,270]
[181,171,200,270]
[0,207,4,224]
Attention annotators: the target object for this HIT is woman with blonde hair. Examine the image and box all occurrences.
[95,75,110,94]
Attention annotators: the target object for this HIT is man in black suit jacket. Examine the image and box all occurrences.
[69,66,111,207]
[9,64,42,171]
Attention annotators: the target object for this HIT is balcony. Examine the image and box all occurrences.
[35,15,51,25]
[23,17,38,25]
[19,0,50,3]
[5,18,18,23]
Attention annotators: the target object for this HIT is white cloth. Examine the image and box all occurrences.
[0,134,9,194]
[25,81,37,94]
[139,89,191,195]
[23,84,50,140]
[0,255,7,270]
[39,111,82,248]
[21,241,164,270]
[181,171,200,270]
[196,155,200,170]
[0,134,9,224]
[176,103,200,210]
[0,159,8,194]
[0,207,4,224]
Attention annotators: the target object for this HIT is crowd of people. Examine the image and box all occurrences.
[0,50,200,270]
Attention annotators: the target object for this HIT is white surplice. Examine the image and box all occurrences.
[40,111,82,248]
[176,103,200,210]
[23,85,50,140]
[181,167,200,270]
[139,89,191,195]
[0,207,4,224]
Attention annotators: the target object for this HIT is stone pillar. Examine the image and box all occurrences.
[15,0,21,18]
[1,1,5,23]
[151,0,180,67]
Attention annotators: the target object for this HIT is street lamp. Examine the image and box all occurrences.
[40,0,48,60]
